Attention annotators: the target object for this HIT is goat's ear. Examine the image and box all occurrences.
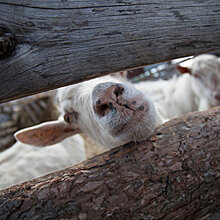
[176,65,191,74]
[14,121,80,147]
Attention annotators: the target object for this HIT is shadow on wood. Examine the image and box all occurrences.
[0,106,219,219]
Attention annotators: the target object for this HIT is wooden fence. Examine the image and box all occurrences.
[0,1,220,219]
[0,0,220,103]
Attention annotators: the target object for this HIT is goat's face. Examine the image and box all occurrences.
[15,76,160,149]
[91,82,157,148]
[16,76,161,148]
[58,76,160,148]
[191,55,220,106]
[178,54,220,107]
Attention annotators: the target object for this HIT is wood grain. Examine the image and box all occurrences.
[0,106,219,219]
[0,0,220,103]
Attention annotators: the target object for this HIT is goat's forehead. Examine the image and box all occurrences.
[57,84,82,103]
[192,55,220,77]
[57,76,122,111]
[192,54,219,68]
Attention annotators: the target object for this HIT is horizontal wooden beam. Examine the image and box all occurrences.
[0,0,220,103]
[0,106,220,219]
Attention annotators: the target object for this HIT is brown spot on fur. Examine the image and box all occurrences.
[176,65,191,74]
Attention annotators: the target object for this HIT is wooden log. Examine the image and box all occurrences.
[0,106,219,220]
[0,0,220,103]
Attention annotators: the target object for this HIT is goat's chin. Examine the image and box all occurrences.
[94,102,157,147]
[106,114,157,146]
[116,120,156,144]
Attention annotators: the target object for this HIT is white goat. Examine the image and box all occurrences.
[135,54,220,121]
[1,75,163,190]
[15,75,163,149]
[0,135,86,190]
[1,54,218,190]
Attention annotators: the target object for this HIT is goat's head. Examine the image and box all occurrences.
[177,54,220,106]
[15,76,161,149]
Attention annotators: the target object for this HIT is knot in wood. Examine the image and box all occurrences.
[0,27,16,59]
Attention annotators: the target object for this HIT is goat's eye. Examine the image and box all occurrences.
[64,113,73,123]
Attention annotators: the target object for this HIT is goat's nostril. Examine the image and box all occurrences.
[132,101,136,105]
[138,105,145,111]
[95,103,110,117]
[100,104,109,112]
[114,85,124,97]
[109,102,114,110]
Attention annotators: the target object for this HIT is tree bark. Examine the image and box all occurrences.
[0,0,220,103]
[0,106,220,220]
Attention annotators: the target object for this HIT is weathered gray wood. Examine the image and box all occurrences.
[0,0,220,103]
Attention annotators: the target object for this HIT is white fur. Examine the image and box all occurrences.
[135,54,220,120]
[2,54,218,190]
[9,54,218,189]
[135,74,196,120]
[0,135,85,190]
[57,75,163,149]
[1,75,163,190]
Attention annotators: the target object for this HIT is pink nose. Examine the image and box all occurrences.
[94,84,125,117]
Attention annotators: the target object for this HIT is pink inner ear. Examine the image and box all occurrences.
[15,121,80,147]
[176,65,191,74]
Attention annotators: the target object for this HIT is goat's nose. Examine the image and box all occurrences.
[94,84,124,117]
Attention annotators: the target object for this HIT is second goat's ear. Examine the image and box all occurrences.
[176,65,191,74]
[14,121,80,147]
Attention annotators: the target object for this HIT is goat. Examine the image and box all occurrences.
[3,54,218,189]
[176,54,220,109]
[4,75,161,189]
[134,54,220,120]
[1,75,163,189]
[15,75,163,150]
[0,134,86,190]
